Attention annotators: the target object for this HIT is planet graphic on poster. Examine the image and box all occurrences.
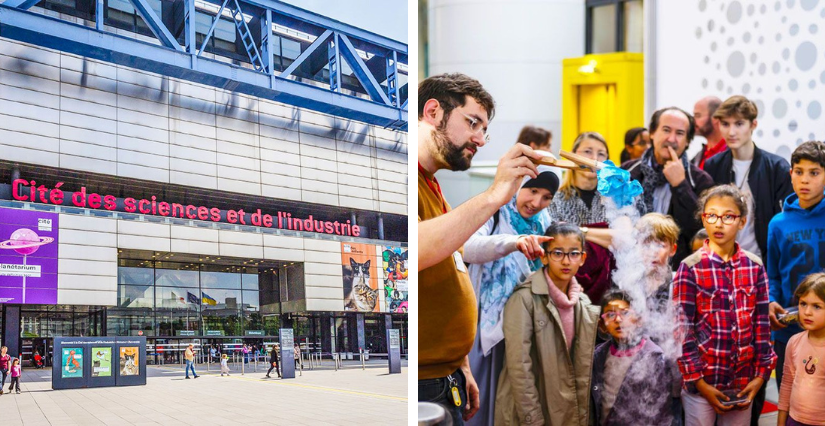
[0,228,54,255]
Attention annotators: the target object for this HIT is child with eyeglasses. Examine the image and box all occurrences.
[495,222,600,426]
[674,184,776,426]
[590,290,676,426]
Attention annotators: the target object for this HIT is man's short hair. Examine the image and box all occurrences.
[791,141,825,168]
[635,213,680,246]
[713,95,758,121]
[649,107,696,143]
[418,73,495,121]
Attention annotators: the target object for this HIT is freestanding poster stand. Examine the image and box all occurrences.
[387,329,401,374]
[279,328,295,379]
[53,336,146,390]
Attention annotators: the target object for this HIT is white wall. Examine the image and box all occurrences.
[428,0,585,206]
[653,0,825,161]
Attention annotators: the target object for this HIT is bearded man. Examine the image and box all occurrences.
[417,73,542,424]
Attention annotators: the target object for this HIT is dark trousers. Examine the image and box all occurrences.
[418,368,467,426]
[0,369,6,388]
[9,377,19,392]
[267,360,280,376]
[750,379,767,426]
[775,340,788,389]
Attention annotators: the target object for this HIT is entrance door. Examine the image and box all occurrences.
[577,83,617,152]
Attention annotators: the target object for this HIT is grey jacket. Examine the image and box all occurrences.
[495,271,600,426]
[590,339,676,426]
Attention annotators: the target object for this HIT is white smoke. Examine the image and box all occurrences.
[600,196,684,421]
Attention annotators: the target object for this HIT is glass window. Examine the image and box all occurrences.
[155,287,201,310]
[591,4,617,54]
[107,309,154,336]
[119,284,154,308]
[156,310,200,337]
[623,0,644,53]
[118,267,154,286]
[201,289,242,308]
[242,290,259,311]
[155,267,198,288]
[281,38,301,60]
[242,273,259,290]
[201,271,241,289]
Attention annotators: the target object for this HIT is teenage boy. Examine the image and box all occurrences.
[703,95,793,262]
[767,141,825,390]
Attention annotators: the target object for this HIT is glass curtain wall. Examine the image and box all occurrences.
[109,259,265,337]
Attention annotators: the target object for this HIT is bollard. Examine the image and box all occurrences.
[360,348,365,370]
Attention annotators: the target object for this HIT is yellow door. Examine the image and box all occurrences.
[561,53,644,164]
[577,83,617,156]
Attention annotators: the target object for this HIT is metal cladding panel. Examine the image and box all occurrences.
[0,6,407,129]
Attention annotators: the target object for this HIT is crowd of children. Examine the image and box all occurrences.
[469,108,825,425]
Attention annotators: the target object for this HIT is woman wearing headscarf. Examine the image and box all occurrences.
[464,171,560,426]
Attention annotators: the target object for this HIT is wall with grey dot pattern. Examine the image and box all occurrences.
[655,0,825,160]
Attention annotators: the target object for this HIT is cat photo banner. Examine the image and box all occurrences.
[341,243,379,312]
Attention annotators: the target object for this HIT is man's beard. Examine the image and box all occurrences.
[699,119,713,138]
[433,120,474,171]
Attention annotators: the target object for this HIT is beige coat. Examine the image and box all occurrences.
[494,271,600,426]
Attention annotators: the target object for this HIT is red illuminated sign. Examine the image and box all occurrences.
[12,180,361,237]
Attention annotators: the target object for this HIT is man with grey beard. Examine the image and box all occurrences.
[418,73,543,425]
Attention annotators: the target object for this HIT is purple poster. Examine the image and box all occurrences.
[0,208,59,304]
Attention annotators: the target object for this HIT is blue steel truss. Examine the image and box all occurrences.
[0,0,408,130]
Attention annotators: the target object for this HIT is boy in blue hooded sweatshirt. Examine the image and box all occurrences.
[766,140,825,389]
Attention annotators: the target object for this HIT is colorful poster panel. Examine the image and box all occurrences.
[119,347,140,376]
[0,208,59,304]
[382,246,408,313]
[341,243,379,312]
[61,347,83,379]
[91,347,112,377]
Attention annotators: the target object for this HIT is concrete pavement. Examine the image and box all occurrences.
[0,360,407,425]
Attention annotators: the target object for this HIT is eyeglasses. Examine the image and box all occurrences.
[701,213,741,225]
[459,112,490,142]
[600,308,632,323]
[548,249,583,262]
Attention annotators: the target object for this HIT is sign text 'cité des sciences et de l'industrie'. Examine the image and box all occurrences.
[11,179,362,237]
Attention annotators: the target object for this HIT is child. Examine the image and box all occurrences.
[674,184,776,425]
[220,353,230,376]
[690,229,708,253]
[591,290,675,426]
[635,213,680,312]
[767,141,825,390]
[777,272,825,426]
[9,358,20,394]
[495,223,600,426]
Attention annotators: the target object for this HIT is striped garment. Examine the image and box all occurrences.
[673,242,776,393]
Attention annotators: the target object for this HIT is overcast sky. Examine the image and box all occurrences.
[279,0,408,44]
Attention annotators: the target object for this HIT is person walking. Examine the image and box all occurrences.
[242,344,250,364]
[8,359,21,394]
[0,346,10,395]
[294,344,302,370]
[265,345,280,378]
[220,353,230,376]
[184,344,199,379]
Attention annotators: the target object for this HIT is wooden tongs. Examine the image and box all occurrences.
[558,150,608,171]
[530,150,585,170]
